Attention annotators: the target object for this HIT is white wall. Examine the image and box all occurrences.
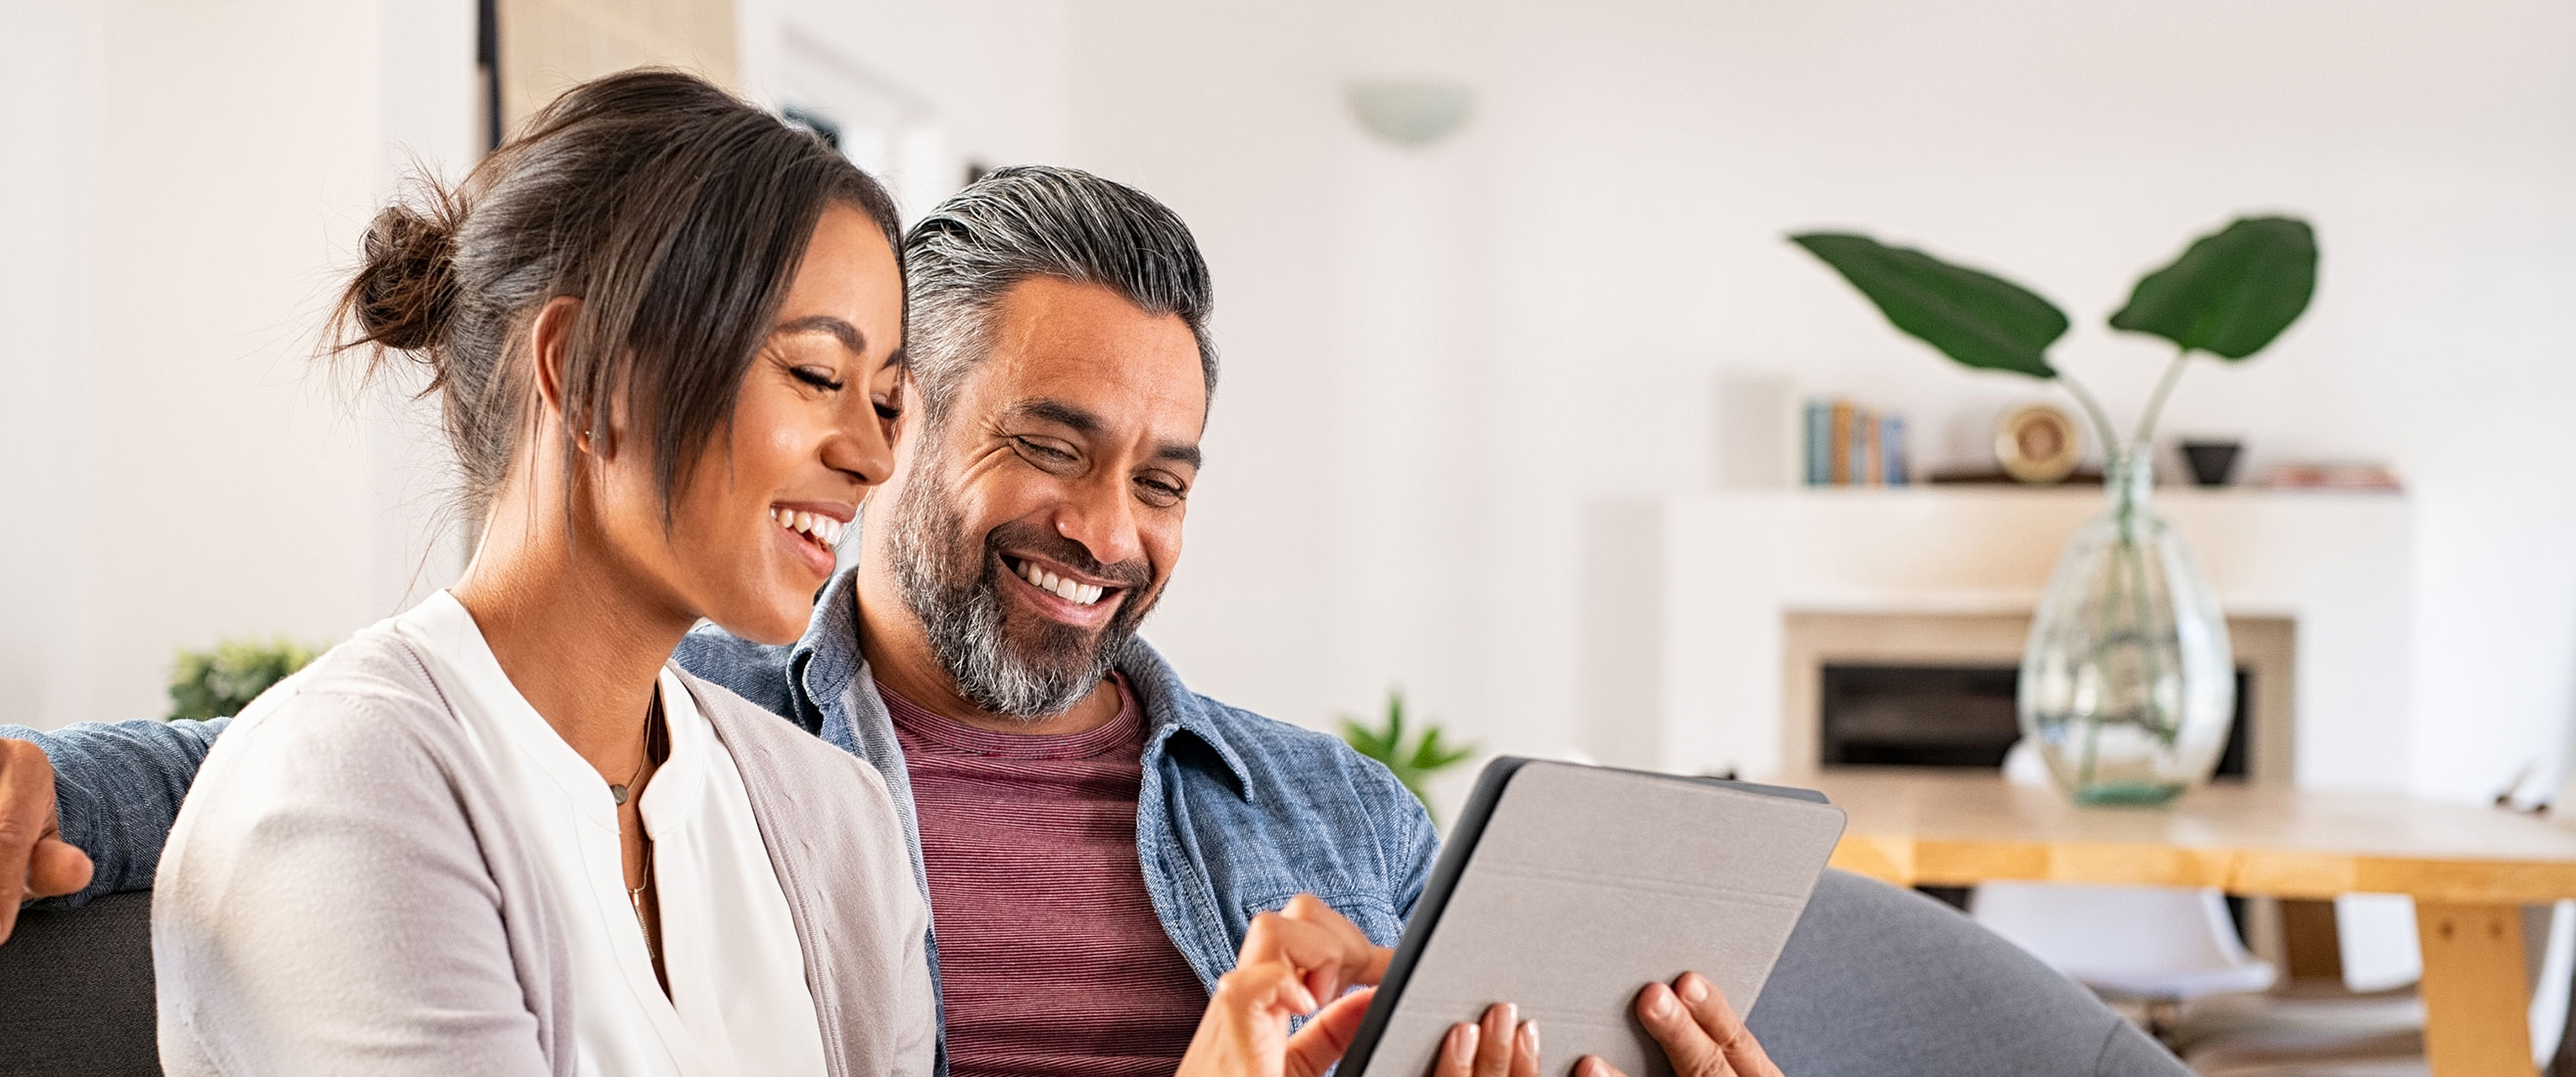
[0,0,477,728]
[1056,0,2576,806]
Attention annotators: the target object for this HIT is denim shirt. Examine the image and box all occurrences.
[13,569,1440,1062]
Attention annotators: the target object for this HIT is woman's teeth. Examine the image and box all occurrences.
[1016,559,1106,606]
[772,508,844,547]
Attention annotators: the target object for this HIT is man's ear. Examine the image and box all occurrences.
[526,296,592,452]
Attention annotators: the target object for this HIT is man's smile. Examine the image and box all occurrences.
[999,552,1126,625]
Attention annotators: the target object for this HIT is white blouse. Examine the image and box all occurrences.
[389,592,828,1077]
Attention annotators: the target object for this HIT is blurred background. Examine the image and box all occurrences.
[3,0,2573,820]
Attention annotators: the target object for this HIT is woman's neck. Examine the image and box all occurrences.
[450,492,695,773]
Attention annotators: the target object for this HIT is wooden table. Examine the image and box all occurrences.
[1765,768,2576,1077]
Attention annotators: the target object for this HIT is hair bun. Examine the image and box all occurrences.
[352,202,459,352]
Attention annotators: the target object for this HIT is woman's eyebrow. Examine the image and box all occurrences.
[772,314,866,355]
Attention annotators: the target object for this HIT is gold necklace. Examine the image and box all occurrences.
[617,689,668,963]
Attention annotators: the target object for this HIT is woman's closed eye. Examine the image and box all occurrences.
[790,365,845,392]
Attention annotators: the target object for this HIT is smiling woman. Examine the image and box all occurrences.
[147,70,935,1077]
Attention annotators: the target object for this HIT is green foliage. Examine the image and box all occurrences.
[1790,214,2318,450]
[2109,216,2318,360]
[1787,232,2069,378]
[1339,690,1476,818]
[168,637,320,721]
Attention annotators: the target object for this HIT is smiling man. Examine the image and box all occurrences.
[0,165,1438,1077]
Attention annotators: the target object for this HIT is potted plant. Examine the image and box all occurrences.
[1790,216,2316,803]
[1340,690,1476,821]
[168,637,321,721]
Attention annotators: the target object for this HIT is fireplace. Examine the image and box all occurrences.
[1816,662,2252,776]
[1782,611,2295,783]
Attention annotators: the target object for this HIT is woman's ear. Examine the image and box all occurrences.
[526,296,592,451]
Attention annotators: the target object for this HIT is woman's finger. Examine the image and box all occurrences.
[1473,1003,1516,1077]
[1239,898,1388,1001]
[1509,1017,1542,1077]
[1635,980,1730,1076]
[1674,973,1783,1077]
[1282,987,1377,1077]
[1434,1021,1481,1077]
[1273,893,1395,988]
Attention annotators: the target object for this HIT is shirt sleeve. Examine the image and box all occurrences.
[152,698,552,1076]
[0,716,229,906]
[1385,783,1442,923]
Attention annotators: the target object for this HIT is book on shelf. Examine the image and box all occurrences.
[1802,398,1910,488]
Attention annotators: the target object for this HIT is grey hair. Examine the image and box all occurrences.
[902,164,1216,425]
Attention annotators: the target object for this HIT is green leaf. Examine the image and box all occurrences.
[1789,232,2067,378]
[2109,216,2316,360]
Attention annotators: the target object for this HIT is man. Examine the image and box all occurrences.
[0,164,1437,1076]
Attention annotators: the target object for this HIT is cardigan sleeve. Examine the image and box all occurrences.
[151,687,557,1077]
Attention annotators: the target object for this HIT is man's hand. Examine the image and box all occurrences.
[1576,973,1783,1077]
[0,738,93,943]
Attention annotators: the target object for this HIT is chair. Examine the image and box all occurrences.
[1965,742,2277,1029]
[1751,868,2193,1076]
[0,890,162,1076]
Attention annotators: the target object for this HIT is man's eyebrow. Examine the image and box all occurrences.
[1154,442,1204,469]
[1007,398,1101,434]
[771,315,867,355]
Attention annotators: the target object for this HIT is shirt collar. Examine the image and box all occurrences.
[788,566,1256,801]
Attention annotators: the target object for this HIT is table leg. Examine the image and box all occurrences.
[2415,901,2535,1077]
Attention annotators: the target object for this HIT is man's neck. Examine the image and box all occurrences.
[853,554,1123,737]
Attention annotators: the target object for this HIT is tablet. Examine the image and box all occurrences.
[1337,758,1847,1077]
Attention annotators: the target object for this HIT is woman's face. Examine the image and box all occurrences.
[596,203,906,645]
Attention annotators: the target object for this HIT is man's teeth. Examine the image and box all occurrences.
[1016,558,1106,606]
[771,508,844,547]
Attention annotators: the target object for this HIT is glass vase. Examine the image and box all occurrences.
[2018,450,2235,805]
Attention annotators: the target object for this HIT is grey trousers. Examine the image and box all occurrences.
[1751,870,2192,1076]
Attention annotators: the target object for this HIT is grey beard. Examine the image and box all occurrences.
[883,465,1144,721]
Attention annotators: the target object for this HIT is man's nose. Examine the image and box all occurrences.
[1055,473,1144,569]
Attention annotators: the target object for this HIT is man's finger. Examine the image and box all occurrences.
[27,840,92,899]
[1674,973,1783,1077]
[0,738,64,945]
[1635,980,1729,1076]
[1282,987,1376,1077]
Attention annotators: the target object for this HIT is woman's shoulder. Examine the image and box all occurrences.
[202,626,466,790]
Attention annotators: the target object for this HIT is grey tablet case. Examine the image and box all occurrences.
[1338,758,1846,1077]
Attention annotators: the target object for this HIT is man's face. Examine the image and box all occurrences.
[881,276,1207,718]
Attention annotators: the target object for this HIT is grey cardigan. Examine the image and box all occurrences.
[150,625,937,1077]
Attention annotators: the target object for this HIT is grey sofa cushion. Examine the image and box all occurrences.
[1750,870,2192,1077]
[0,890,161,1076]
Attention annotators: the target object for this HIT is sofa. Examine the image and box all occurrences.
[0,872,2187,1076]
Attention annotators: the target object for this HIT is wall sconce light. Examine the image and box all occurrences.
[1345,79,1476,148]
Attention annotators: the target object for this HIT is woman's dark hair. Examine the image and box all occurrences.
[333,69,903,521]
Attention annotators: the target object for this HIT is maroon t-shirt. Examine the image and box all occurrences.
[881,677,1209,1077]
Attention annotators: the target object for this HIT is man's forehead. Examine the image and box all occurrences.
[970,278,1210,437]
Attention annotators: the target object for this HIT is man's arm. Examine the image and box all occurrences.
[0,717,227,939]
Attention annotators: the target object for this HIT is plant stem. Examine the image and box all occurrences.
[2054,372,2124,467]
[2132,348,2194,450]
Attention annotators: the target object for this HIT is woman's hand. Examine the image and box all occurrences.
[1575,972,1782,1077]
[1175,893,1390,1077]
[1172,894,1542,1077]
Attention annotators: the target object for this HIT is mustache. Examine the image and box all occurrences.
[984,520,1152,590]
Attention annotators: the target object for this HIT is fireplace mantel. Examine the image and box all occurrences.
[1578,486,2415,793]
